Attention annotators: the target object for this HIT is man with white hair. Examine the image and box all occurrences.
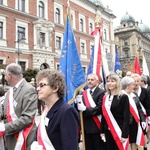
[76,73,105,150]
[0,63,38,150]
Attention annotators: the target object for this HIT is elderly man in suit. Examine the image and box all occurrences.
[0,63,38,150]
[76,73,105,150]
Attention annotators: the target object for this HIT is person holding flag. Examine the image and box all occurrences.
[76,73,105,150]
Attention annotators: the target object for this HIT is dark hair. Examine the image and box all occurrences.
[36,69,66,98]
[0,86,4,96]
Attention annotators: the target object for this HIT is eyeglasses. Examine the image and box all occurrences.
[37,83,49,88]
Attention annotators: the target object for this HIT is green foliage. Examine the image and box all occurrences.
[23,68,39,82]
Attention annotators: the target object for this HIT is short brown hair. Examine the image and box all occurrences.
[36,69,66,98]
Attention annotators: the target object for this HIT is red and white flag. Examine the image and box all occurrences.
[142,52,149,76]
[134,56,141,75]
[91,26,109,80]
[91,27,102,79]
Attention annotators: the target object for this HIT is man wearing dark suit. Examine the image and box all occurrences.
[132,73,150,150]
[0,63,38,150]
[76,73,105,150]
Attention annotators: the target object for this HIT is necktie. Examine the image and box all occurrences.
[90,90,93,95]
[13,87,17,96]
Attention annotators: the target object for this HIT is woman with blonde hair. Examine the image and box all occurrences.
[100,73,130,150]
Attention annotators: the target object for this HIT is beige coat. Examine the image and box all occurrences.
[3,79,38,150]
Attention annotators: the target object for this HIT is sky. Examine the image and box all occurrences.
[101,0,150,27]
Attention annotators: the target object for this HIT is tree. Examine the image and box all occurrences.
[23,68,39,82]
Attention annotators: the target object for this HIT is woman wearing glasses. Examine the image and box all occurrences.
[31,69,79,150]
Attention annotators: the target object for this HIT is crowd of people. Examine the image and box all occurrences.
[76,71,150,150]
[0,62,150,150]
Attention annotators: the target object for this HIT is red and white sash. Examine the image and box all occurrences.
[102,95,129,150]
[6,88,34,150]
[37,106,55,150]
[0,122,4,150]
[83,89,101,129]
[122,91,145,146]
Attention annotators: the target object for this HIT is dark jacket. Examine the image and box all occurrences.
[100,94,130,138]
[82,86,105,133]
[129,93,146,124]
[139,87,150,116]
[38,98,79,150]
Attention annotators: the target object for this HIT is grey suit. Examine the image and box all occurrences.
[3,79,38,150]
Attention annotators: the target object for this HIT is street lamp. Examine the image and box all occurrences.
[17,33,26,65]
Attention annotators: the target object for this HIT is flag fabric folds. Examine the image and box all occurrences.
[59,16,85,103]
[142,52,149,76]
[114,46,122,78]
[90,26,109,82]
[134,56,141,75]
[91,28,102,79]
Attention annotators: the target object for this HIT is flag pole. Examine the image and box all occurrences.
[79,111,86,150]
[64,1,86,150]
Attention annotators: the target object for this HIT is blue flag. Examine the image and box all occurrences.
[59,16,85,103]
[114,46,122,78]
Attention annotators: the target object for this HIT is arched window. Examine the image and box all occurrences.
[39,1,44,18]
[55,8,60,23]
[80,18,83,32]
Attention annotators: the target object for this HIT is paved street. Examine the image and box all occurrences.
[35,115,150,150]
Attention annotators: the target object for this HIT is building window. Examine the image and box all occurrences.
[18,26,25,41]
[20,61,26,71]
[39,1,44,18]
[124,50,129,58]
[80,19,84,32]
[82,67,86,74]
[39,32,45,48]
[56,64,59,70]
[89,23,93,33]
[124,39,129,46]
[0,22,3,39]
[55,8,60,23]
[104,29,107,40]
[56,36,61,49]
[81,42,85,54]
[0,0,3,5]
[0,60,3,64]
[18,0,25,12]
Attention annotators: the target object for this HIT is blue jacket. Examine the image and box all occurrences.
[44,98,79,150]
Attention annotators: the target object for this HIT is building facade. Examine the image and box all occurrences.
[114,12,150,75]
[0,0,115,75]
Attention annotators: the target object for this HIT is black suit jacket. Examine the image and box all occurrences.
[82,86,105,133]
[139,87,150,116]
[100,94,130,138]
